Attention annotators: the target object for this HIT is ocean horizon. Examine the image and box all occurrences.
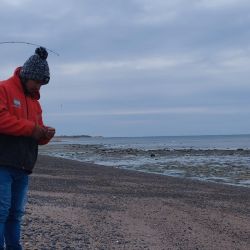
[52,134,250,150]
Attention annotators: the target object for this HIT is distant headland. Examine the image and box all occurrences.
[54,135,103,138]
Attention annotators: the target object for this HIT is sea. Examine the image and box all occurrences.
[40,134,250,188]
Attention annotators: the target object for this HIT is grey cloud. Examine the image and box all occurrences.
[1,0,250,135]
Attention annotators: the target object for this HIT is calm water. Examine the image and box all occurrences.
[53,134,250,150]
[43,135,250,188]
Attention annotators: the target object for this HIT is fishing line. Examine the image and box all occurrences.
[0,41,60,56]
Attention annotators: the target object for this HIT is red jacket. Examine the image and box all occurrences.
[0,67,50,172]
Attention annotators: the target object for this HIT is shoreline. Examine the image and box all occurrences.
[39,143,250,188]
[23,155,250,249]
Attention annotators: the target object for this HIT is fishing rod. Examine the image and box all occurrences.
[0,41,60,56]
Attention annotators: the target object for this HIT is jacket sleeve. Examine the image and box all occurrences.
[0,86,36,136]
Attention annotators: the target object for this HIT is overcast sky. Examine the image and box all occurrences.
[1,0,250,137]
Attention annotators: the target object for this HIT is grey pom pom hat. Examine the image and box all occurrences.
[20,47,50,84]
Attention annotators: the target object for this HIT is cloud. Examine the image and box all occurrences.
[1,0,32,7]
[57,55,194,75]
[196,0,249,9]
[1,0,250,135]
[46,105,250,117]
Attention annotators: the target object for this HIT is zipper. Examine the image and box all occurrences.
[25,95,29,119]
[24,95,29,170]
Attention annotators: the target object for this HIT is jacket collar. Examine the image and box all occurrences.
[12,67,40,100]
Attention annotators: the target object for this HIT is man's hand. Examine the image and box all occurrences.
[31,125,47,140]
[44,126,56,140]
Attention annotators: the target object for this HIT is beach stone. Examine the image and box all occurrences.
[21,155,250,250]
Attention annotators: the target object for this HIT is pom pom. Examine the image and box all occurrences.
[35,47,48,60]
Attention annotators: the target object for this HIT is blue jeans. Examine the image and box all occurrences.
[0,166,29,250]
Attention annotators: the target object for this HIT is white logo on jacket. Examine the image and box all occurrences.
[13,98,21,108]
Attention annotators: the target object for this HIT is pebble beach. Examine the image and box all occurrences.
[22,155,250,249]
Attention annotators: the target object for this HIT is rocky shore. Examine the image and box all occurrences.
[22,155,250,249]
[39,143,250,187]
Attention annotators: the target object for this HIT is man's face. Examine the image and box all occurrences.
[25,80,43,95]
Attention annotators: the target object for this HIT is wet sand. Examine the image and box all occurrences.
[22,155,250,249]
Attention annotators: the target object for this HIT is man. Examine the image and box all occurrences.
[0,47,55,250]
